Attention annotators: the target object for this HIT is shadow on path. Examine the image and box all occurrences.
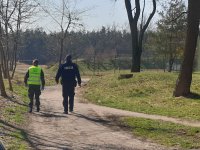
[36,111,67,118]
[71,112,110,124]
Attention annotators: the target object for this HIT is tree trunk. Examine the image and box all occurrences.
[131,24,141,72]
[168,57,174,72]
[11,49,17,79]
[59,38,64,65]
[168,34,173,72]
[174,0,200,97]
[0,33,7,96]
[0,64,7,97]
[125,0,140,72]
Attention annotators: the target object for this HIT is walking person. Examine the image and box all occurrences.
[55,54,81,114]
[24,59,45,113]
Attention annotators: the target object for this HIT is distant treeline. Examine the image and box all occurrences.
[18,27,132,65]
[17,26,200,70]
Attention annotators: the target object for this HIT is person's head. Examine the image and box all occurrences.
[65,54,72,63]
[32,59,39,66]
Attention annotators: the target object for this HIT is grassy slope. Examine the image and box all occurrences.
[84,71,200,149]
[85,71,200,120]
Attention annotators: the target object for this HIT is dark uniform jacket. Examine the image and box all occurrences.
[55,62,81,88]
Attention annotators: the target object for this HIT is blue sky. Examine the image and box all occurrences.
[32,0,128,32]
[31,0,187,32]
[77,0,128,30]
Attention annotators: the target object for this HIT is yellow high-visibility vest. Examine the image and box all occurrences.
[28,66,42,85]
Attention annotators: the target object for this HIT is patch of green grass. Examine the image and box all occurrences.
[1,80,29,149]
[6,130,28,150]
[7,140,27,150]
[3,106,26,123]
[3,80,28,123]
[84,71,200,120]
[120,117,200,149]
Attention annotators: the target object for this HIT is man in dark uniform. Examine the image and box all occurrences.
[24,59,45,113]
[55,54,81,114]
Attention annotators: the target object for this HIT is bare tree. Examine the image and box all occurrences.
[0,0,38,91]
[124,0,156,72]
[174,0,200,97]
[38,0,86,65]
[10,0,38,78]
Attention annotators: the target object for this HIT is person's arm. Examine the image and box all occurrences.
[24,70,29,86]
[74,64,81,86]
[41,69,45,88]
[55,65,62,84]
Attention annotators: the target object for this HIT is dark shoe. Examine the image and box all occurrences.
[37,107,40,112]
[64,111,68,114]
[29,108,32,113]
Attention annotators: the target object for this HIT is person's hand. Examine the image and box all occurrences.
[41,86,45,91]
[55,80,59,84]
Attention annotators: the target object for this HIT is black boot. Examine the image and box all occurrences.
[37,106,40,112]
[64,108,68,114]
[64,111,68,114]
[29,107,32,113]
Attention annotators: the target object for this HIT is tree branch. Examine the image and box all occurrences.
[167,11,187,23]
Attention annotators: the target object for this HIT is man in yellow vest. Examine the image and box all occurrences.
[24,59,45,113]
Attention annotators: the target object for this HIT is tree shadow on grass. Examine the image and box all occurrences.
[0,119,36,149]
[185,92,200,100]
[7,96,28,107]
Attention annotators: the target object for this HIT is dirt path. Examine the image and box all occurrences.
[27,83,176,150]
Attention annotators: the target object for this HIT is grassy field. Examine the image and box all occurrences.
[84,70,200,148]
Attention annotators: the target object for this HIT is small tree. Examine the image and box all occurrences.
[40,0,85,65]
[157,0,187,72]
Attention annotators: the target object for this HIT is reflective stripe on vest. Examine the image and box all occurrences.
[28,66,42,85]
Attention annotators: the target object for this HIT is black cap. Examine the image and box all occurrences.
[33,59,39,66]
[66,54,72,62]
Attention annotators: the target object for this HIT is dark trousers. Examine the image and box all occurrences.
[62,85,75,112]
[28,85,41,109]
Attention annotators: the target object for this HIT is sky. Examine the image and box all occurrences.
[77,0,128,31]
[32,0,129,32]
[30,0,187,33]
